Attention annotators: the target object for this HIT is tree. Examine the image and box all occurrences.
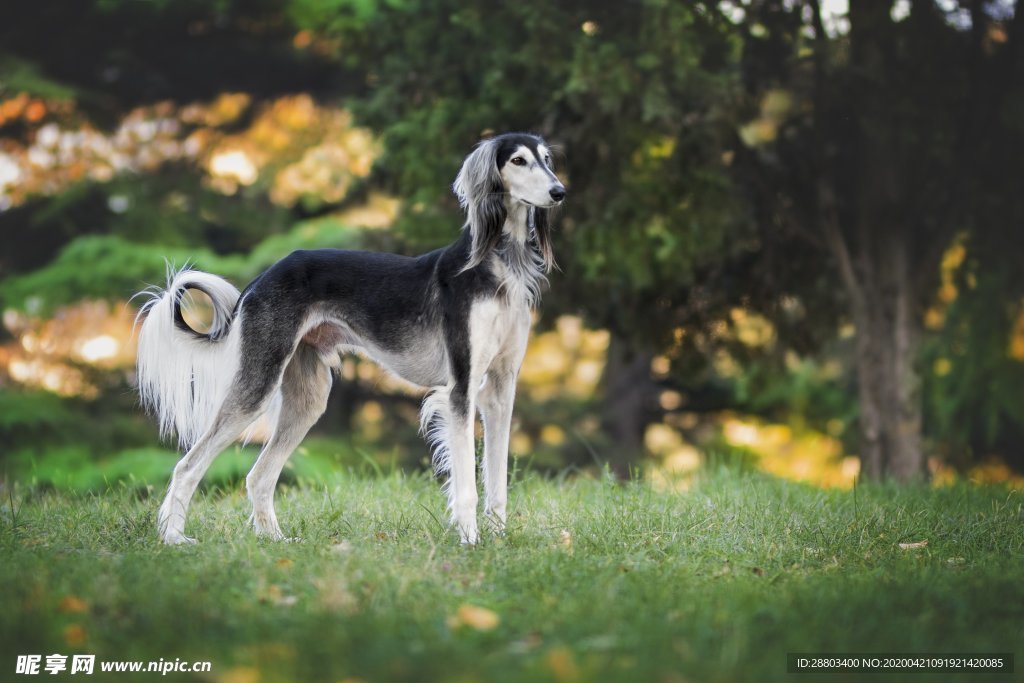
[291,0,770,469]
[732,0,1024,479]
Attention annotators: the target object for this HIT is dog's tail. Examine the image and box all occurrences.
[135,265,242,451]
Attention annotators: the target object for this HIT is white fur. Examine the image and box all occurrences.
[447,298,514,543]
[417,299,512,543]
[420,385,453,478]
[500,144,559,207]
[135,268,242,450]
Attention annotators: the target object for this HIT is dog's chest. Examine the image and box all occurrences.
[468,298,531,369]
[488,251,544,309]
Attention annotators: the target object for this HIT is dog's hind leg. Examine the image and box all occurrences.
[157,347,291,544]
[157,398,266,544]
[246,343,332,540]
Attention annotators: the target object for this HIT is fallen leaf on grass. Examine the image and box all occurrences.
[898,540,928,550]
[64,624,86,647]
[237,642,295,667]
[262,584,298,607]
[218,666,260,683]
[447,603,500,631]
[546,645,580,683]
[58,595,89,613]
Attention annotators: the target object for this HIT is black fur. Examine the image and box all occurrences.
[201,230,503,415]
[493,133,550,169]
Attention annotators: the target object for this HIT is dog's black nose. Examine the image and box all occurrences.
[549,186,566,202]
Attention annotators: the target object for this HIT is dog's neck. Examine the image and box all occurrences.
[503,200,531,245]
[492,198,546,307]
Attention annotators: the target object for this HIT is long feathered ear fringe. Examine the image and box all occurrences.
[453,139,507,272]
[530,206,556,273]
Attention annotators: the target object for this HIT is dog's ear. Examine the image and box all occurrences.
[453,139,506,271]
[531,206,556,273]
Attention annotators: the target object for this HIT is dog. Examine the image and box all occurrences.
[135,132,566,545]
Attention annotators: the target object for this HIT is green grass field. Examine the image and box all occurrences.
[1,469,1022,682]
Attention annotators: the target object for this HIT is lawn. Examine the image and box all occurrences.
[1,468,1021,682]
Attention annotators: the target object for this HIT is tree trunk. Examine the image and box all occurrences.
[851,239,925,481]
[836,4,926,481]
[600,333,656,478]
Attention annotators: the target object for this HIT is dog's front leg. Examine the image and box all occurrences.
[446,383,479,544]
[479,371,515,531]
[479,311,529,531]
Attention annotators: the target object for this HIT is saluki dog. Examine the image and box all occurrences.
[136,132,565,545]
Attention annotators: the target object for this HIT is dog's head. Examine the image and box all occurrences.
[453,132,565,272]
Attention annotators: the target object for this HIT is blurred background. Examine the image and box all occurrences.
[1,0,1023,493]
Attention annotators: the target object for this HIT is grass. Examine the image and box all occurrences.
[1,467,1022,682]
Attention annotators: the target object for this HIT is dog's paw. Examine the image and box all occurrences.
[251,511,287,541]
[161,531,197,545]
[254,528,286,541]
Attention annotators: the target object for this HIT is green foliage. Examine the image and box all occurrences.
[94,0,239,13]
[300,0,750,340]
[702,439,760,474]
[0,388,167,483]
[924,263,1024,469]
[0,389,137,457]
[287,0,410,34]
[0,214,366,314]
[242,215,365,276]
[6,446,177,492]
[1,473,1021,682]
[0,54,77,100]
[0,389,76,436]
[96,172,296,252]
[6,443,351,493]
[0,236,219,315]
[735,352,857,438]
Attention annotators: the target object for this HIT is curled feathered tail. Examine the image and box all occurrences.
[135,265,241,450]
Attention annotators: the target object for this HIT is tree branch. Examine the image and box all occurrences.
[818,184,867,318]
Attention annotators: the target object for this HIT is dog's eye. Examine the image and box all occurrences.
[510,157,526,166]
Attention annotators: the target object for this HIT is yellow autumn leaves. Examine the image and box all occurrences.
[445,604,584,682]
[57,594,89,648]
[446,603,500,631]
